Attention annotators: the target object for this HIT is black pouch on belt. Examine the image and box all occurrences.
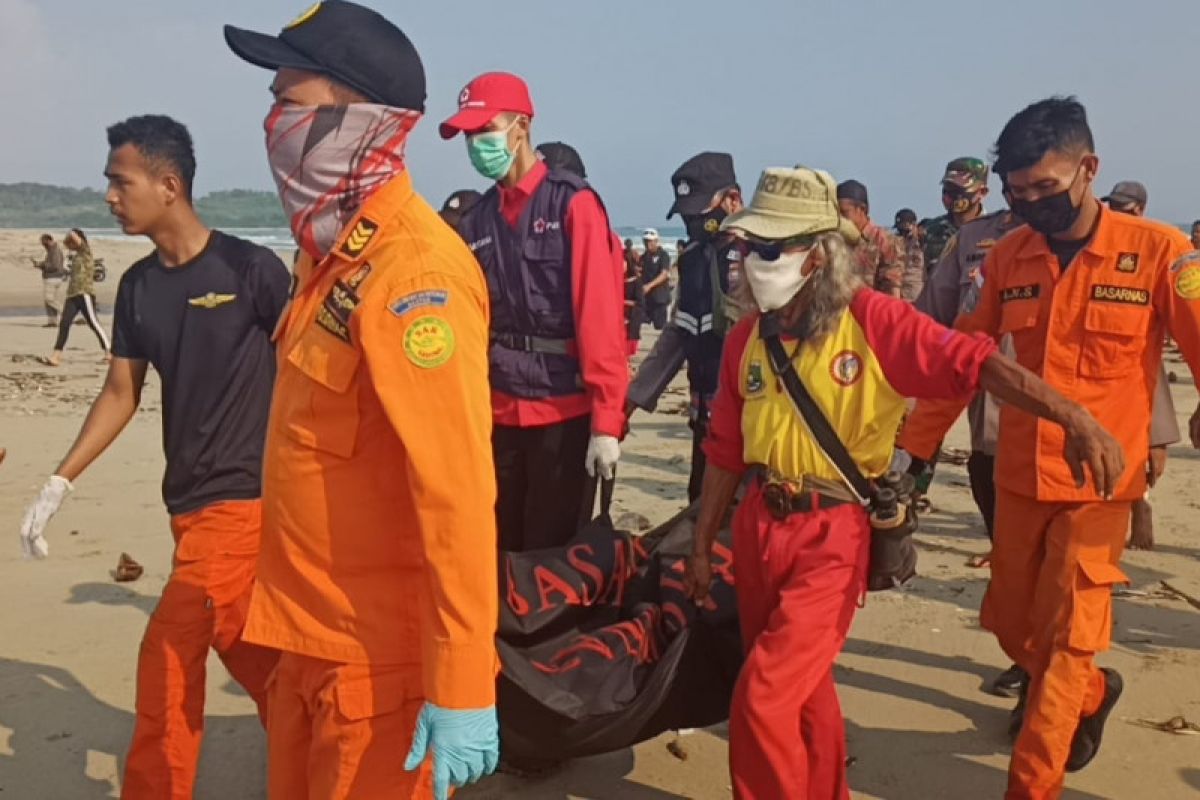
[761,316,917,592]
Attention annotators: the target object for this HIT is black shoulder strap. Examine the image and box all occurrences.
[759,314,874,504]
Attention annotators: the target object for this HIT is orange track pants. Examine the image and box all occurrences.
[981,488,1130,800]
[122,499,279,799]
[728,484,869,800]
[265,652,435,799]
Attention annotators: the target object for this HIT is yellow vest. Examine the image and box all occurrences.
[738,313,906,482]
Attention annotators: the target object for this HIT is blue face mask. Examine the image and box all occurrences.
[467,119,518,181]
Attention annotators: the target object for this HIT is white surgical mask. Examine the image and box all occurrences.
[743,249,814,312]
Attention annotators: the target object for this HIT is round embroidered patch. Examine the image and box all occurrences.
[403,316,455,368]
[1175,263,1200,300]
[830,350,864,387]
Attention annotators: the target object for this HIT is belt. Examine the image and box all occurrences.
[755,474,855,521]
[491,332,574,356]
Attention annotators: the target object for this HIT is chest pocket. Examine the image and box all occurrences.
[282,327,362,458]
[522,234,571,330]
[1079,302,1149,379]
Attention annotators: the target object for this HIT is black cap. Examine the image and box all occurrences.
[536,142,587,179]
[224,1,426,112]
[895,208,917,225]
[668,152,737,219]
[836,179,869,209]
[441,189,482,215]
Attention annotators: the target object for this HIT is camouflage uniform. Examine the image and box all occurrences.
[66,246,96,299]
[922,213,956,274]
[852,221,902,293]
[895,230,925,302]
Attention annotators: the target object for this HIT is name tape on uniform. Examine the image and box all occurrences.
[390,289,449,318]
[1000,284,1040,303]
[1091,284,1149,306]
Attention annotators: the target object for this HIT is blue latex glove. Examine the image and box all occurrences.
[403,702,499,799]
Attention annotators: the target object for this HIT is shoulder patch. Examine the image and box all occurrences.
[1174,259,1200,300]
[403,316,455,368]
[340,218,379,258]
[830,351,864,387]
[391,289,449,318]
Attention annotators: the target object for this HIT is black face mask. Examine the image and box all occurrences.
[1010,168,1084,236]
[684,207,728,242]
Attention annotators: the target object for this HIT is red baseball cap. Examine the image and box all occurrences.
[439,72,534,139]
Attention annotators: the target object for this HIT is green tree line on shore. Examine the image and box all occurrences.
[0,183,286,228]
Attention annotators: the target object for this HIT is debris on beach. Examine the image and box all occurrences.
[111,553,144,583]
[1127,716,1200,735]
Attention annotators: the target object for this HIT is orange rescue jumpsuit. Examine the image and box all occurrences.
[899,208,1200,799]
[244,173,499,799]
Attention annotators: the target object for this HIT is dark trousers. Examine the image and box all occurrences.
[647,301,669,331]
[494,415,592,552]
[966,451,997,541]
[687,395,711,503]
[54,294,109,353]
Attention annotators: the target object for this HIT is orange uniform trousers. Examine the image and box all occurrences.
[122,499,279,799]
[265,652,434,799]
[729,484,869,800]
[982,488,1130,800]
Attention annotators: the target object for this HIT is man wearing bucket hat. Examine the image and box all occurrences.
[441,72,628,552]
[685,165,1124,800]
[924,157,991,272]
[225,2,499,797]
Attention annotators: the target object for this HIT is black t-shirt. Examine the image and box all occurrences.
[112,231,291,515]
[640,248,673,304]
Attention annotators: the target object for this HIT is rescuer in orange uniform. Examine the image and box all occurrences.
[685,165,1123,800]
[899,97,1200,800]
[226,3,499,798]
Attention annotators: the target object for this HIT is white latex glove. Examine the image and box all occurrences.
[20,475,72,559]
[585,435,621,480]
[890,448,913,474]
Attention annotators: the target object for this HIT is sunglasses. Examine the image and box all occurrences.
[731,234,818,262]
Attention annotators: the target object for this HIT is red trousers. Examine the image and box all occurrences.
[982,489,1130,800]
[729,485,870,800]
[122,500,280,799]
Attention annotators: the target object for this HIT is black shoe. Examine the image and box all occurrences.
[1008,677,1030,740]
[1066,668,1123,772]
[991,664,1028,698]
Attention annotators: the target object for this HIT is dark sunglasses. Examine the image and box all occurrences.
[731,234,818,262]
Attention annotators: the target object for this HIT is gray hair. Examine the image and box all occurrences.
[734,231,863,342]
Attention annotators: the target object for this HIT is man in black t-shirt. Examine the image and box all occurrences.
[638,228,672,330]
[19,115,289,798]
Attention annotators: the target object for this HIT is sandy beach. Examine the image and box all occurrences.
[1,229,1199,799]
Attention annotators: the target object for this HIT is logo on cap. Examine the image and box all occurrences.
[285,1,322,30]
[459,88,470,107]
[677,181,691,197]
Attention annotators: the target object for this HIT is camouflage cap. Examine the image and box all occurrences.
[941,157,988,191]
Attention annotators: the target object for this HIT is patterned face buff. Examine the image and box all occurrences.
[265,103,421,259]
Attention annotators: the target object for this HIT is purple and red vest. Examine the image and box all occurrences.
[460,169,589,398]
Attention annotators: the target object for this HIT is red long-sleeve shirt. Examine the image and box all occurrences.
[490,162,628,437]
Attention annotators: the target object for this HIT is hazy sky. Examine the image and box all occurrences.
[3,0,1198,226]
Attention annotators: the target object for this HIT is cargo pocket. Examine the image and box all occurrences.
[1078,303,1149,380]
[282,329,362,458]
[334,667,418,724]
[522,234,571,330]
[1067,559,1129,651]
